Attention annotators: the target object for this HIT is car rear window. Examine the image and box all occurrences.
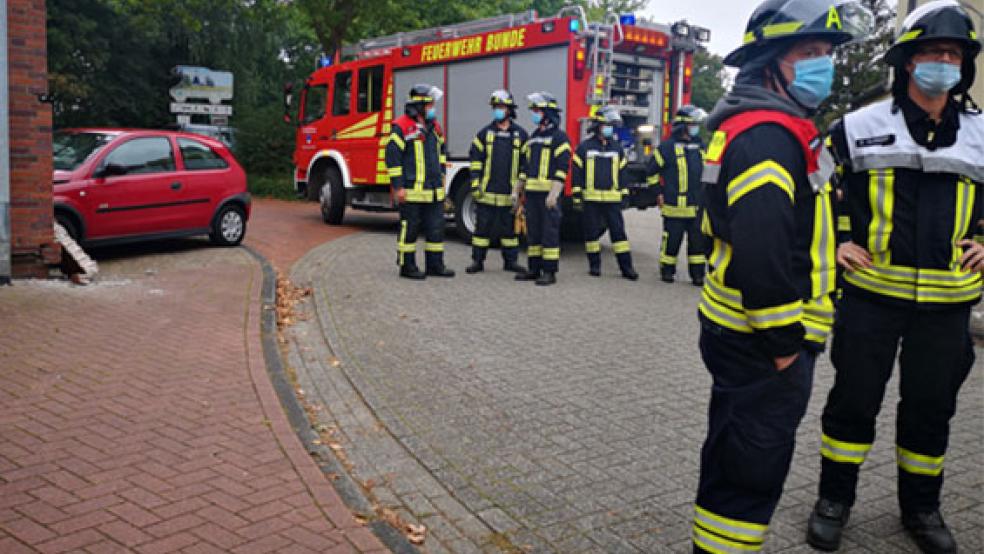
[53,132,114,171]
[101,137,176,175]
[178,138,229,170]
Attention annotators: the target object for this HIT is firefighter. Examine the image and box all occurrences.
[386,84,454,280]
[807,3,983,553]
[690,1,871,552]
[647,104,708,285]
[466,90,528,274]
[571,105,638,280]
[514,91,571,286]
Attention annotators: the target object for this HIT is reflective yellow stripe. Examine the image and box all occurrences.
[745,300,803,330]
[584,190,624,202]
[425,242,444,253]
[472,136,484,151]
[676,144,688,194]
[553,143,570,157]
[472,236,490,248]
[821,433,872,464]
[476,192,513,207]
[572,154,584,168]
[837,215,851,232]
[951,177,975,268]
[694,506,767,544]
[585,241,601,254]
[511,138,521,182]
[867,169,894,265]
[653,149,665,168]
[897,446,944,476]
[404,189,444,203]
[528,245,543,256]
[413,141,425,190]
[470,161,483,171]
[543,247,560,261]
[693,526,763,553]
[397,220,415,256]
[727,160,794,206]
[612,241,630,254]
[810,188,836,298]
[662,204,698,218]
[525,179,553,192]
[388,167,403,177]
[743,20,804,44]
[647,174,660,186]
[555,169,567,180]
[699,293,754,333]
[388,133,405,150]
[688,255,707,264]
[501,238,519,248]
[480,131,495,191]
[844,266,982,304]
[898,29,923,43]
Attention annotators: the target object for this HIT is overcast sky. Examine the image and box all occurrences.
[641,0,901,58]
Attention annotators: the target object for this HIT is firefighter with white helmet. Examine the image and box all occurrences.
[386,84,454,279]
[571,105,638,280]
[688,1,873,552]
[466,90,529,274]
[807,2,984,552]
[514,91,571,286]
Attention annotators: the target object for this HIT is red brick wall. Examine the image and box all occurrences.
[8,0,57,278]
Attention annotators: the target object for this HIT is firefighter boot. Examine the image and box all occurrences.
[588,252,601,277]
[903,511,956,554]
[536,271,557,286]
[516,257,541,281]
[621,267,639,281]
[400,266,426,280]
[466,261,484,274]
[806,498,851,552]
[660,268,675,284]
[504,261,527,273]
[427,266,455,278]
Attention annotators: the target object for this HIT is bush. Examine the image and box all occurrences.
[233,103,296,176]
[248,174,298,200]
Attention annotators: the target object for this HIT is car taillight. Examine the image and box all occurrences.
[574,49,586,80]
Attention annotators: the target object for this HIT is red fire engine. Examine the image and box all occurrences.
[285,7,706,239]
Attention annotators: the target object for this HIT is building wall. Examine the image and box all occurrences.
[897,0,984,102]
[7,0,57,278]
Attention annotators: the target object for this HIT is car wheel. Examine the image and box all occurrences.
[210,204,247,246]
[55,212,80,242]
[454,184,478,242]
[320,167,345,224]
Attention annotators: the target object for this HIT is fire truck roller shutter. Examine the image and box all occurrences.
[393,66,446,126]
[507,47,569,134]
[447,57,504,159]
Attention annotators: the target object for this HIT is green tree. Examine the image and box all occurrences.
[819,0,896,128]
[690,49,727,113]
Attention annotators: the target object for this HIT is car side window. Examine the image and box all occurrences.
[101,137,176,175]
[178,138,229,170]
[332,71,352,116]
[302,84,327,124]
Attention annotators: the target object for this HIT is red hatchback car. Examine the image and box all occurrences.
[52,129,250,247]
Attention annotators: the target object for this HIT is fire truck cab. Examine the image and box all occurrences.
[286,8,704,240]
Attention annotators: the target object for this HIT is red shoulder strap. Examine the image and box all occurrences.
[393,115,416,135]
[709,110,821,174]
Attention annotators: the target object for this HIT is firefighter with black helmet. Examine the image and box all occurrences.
[689,1,872,552]
[571,105,638,280]
[647,104,708,285]
[466,90,529,275]
[514,91,571,286]
[386,83,454,279]
[807,3,983,553]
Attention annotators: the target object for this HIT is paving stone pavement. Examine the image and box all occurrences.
[0,239,386,553]
[287,209,983,553]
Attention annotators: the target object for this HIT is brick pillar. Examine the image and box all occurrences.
[7,0,57,278]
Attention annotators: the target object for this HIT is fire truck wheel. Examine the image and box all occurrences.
[320,167,345,225]
[453,183,477,242]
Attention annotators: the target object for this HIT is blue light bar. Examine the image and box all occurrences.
[620,14,637,26]
[569,19,580,32]
[318,54,332,68]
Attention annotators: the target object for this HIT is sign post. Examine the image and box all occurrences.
[169,66,234,145]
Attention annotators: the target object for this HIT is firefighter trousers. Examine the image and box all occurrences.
[582,201,634,273]
[661,216,706,280]
[397,201,445,270]
[471,203,519,264]
[693,319,816,553]
[817,294,974,514]
[524,191,561,274]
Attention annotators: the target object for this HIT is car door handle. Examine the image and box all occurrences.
[170,182,182,190]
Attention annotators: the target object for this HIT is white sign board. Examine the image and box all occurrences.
[169,66,233,104]
[170,102,233,116]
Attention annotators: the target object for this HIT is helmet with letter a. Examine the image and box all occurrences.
[724,0,874,68]
[405,83,443,118]
[884,0,980,96]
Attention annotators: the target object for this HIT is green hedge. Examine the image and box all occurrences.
[248,174,298,200]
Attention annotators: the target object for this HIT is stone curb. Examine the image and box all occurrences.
[243,244,417,554]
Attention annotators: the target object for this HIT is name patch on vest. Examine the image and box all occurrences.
[855,134,896,148]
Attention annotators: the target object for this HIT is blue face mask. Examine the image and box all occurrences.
[601,125,614,138]
[785,55,835,109]
[688,125,700,138]
[425,107,437,120]
[492,108,507,121]
[912,62,962,98]
[531,112,543,125]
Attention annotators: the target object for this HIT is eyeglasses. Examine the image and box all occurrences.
[914,46,964,62]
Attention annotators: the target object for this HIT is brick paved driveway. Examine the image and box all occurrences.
[287,210,983,553]
[0,238,385,553]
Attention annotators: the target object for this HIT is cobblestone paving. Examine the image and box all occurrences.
[287,211,983,553]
